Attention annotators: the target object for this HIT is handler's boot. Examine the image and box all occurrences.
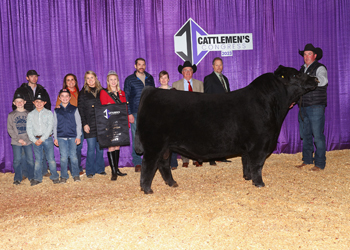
[113,150,127,177]
[107,151,118,181]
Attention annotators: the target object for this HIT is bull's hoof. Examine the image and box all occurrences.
[253,182,265,187]
[165,181,179,188]
[141,187,154,194]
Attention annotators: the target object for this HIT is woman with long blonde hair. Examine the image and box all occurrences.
[77,71,105,178]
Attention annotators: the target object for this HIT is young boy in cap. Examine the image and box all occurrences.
[7,93,34,185]
[26,91,59,186]
[53,89,82,183]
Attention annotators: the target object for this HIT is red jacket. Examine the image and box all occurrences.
[100,89,129,127]
[100,89,127,105]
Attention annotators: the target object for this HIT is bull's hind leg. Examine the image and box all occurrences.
[157,154,178,188]
[140,154,158,194]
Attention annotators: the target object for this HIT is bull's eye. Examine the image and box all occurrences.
[293,75,296,77]
[281,75,284,78]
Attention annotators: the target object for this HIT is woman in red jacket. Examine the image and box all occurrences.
[100,70,127,180]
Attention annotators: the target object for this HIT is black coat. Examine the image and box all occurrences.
[78,88,101,138]
[203,72,230,94]
[12,83,51,111]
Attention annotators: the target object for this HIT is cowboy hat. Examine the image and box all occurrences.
[178,61,197,74]
[299,43,323,60]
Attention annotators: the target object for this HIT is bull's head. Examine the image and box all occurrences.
[274,65,318,92]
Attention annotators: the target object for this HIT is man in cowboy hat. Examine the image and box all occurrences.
[172,61,204,168]
[295,43,328,171]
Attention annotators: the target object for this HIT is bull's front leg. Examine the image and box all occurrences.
[251,165,265,187]
[140,156,158,194]
[243,153,265,187]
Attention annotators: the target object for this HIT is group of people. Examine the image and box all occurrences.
[8,43,328,186]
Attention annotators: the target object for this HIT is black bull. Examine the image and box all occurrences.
[135,66,318,194]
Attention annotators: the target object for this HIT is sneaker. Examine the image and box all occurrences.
[31,180,41,186]
[98,171,107,175]
[13,180,21,185]
[60,177,67,184]
[79,171,85,176]
[87,174,94,178]
[52,179,60,184]
[74,176,81,182]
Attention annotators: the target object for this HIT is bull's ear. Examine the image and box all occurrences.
[274,65,285,76]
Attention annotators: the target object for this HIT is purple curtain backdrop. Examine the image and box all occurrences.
[1,0,349,172]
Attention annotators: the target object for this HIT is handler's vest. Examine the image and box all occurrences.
[299,61,327,107]
[55,103,77,138]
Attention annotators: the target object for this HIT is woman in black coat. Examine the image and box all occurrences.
[78,71,106,178]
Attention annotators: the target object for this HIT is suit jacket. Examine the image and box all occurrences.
[172,78,204,93]
[203,72,230,94]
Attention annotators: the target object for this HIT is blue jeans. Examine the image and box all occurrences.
[131,113,142,166]
[170,153,178,168]
[42,151,49,175]
[298,105,326,169]
[12,144,34,182]
[76,132,84,172]
[58,138,79,179]
[20,147,47,176]
[33,138,59,182]
[85,137,105,176]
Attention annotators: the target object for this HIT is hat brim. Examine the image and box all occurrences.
[299,48,323,60]
[178,64,197,74]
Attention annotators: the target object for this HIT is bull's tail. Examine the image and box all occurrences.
[134,129,144,154]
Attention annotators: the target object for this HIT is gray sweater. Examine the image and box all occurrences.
[7,110,32,146]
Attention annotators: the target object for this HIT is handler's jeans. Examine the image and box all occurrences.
[85,137,105,176]
[33,138,59,182]
[130,113,142,166]
[58,138,79,179]
[298,105,326,169]
[12,144,34,182]
[76,133,84,172]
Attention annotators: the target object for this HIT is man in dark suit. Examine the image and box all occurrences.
[204,57,231,165]
[204,57,230,93]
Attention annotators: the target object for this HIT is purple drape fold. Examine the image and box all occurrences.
[1,0,349,172]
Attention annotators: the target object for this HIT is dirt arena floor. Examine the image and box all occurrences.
[1,150,349,250]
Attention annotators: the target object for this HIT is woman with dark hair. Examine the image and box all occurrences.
[78,71,105,178]
[55,74,84,175]
[99,70,127,180]
[55,74,79,107]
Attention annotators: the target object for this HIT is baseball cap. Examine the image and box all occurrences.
[26,70,40,77]
[34,91,45,101]
[59,88,71,96]
[13,93,25,101]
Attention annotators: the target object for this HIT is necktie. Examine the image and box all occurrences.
[219,74,227,92]
[188,81,193,92]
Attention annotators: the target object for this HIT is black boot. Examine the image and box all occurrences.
[113,150,127,176]
[107,151,118,181]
